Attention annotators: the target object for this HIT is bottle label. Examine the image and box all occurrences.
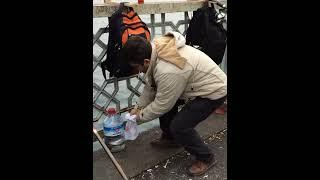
[104,124,124,136]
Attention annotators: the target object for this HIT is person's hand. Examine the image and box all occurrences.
[130,108,141,120]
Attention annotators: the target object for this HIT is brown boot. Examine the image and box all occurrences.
[150,137,182,148]
[187,158,217,176]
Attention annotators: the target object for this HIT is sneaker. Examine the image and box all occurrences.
[187,157,217,176]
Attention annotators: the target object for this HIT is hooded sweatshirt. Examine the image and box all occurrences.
[138,31,227,122]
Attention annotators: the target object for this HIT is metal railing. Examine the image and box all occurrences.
[93,1,227,129]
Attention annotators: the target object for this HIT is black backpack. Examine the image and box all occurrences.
[186,5,226,65]
[101,3,150,79]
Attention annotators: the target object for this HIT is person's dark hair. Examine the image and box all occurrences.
[120,36,152,65]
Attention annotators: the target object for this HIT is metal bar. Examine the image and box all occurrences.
[93,82,120,110]
[150,14,155,38]
[147,21,185,33]
[93,129,129,180]
[95,74,140,84]
[176,19,189,28]
[126,79,142,107]
[93,28,107,45]
[166,22,179,32]
[93,62,99,72]
[126,79,142,97]
[184,11,189,33]
[137,74,147,84]
[161,13,165,35]
[113,80,121,111]
[96,48,107,62]
[93,81,109,102]
[96,38,108,50]
[93,55,99,63]
[126,79,133,107]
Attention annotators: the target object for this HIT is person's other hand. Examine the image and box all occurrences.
[130,108,141,120]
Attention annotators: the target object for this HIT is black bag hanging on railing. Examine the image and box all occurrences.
[186,3,227,65]
[100,3,150,79]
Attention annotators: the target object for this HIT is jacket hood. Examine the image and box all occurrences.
[153,31,187,69]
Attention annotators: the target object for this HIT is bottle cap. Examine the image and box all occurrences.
[106,108,116,114]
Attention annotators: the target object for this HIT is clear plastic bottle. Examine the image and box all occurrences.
[103,108,125,152]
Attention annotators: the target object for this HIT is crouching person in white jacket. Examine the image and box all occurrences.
[121,31,227,176]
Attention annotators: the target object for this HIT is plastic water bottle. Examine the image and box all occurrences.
[103,108,125,152]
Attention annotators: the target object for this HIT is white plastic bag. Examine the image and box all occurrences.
[124,113,139,140]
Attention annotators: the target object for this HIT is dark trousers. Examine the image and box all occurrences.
[159,96,226,162]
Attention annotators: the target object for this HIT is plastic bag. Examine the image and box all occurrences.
[124,113,139,140]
